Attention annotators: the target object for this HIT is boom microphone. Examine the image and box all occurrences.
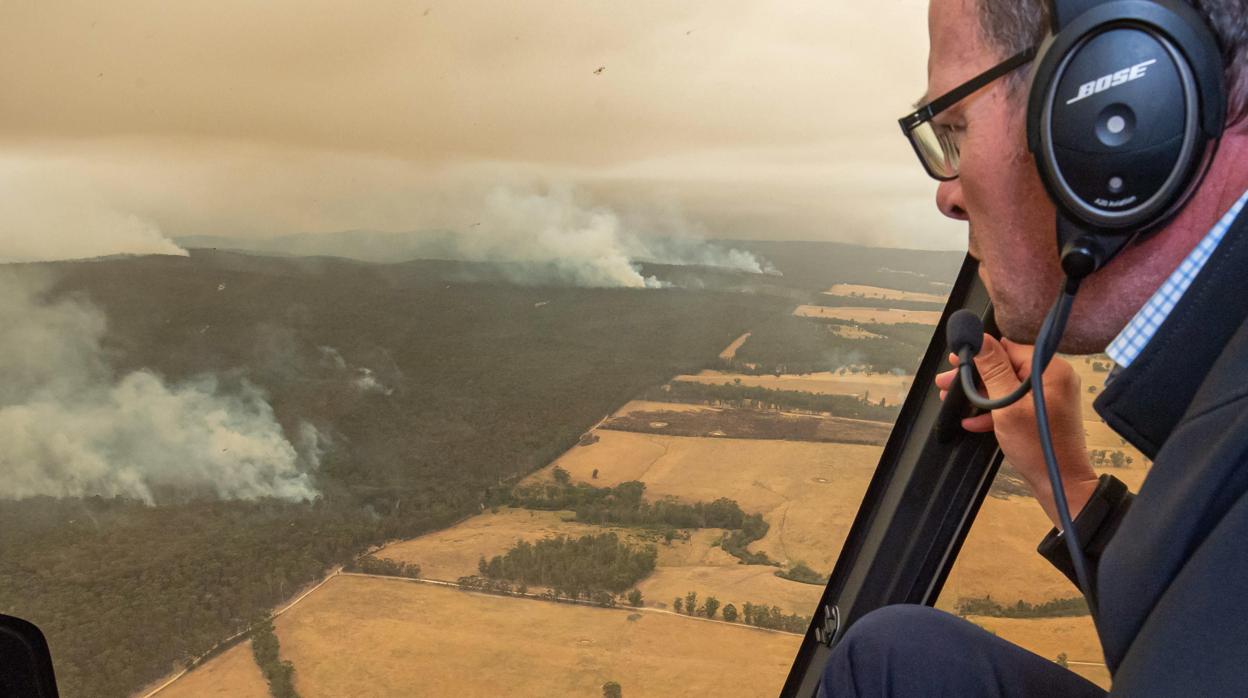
[946,309,985,356]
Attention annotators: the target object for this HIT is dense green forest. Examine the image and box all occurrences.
[0,251,786,697]
[477,532,658,594]
[728,314,932,375]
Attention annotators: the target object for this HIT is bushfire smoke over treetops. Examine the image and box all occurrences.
[0,271,320,504]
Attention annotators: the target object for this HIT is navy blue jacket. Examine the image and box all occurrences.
[1037,207,1248,695]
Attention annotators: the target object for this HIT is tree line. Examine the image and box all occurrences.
[251,618,300,698]
[956,595,1090,618]
[344,554,422,579]
[641,381,900,421]
[672,590,808,633]
[509,475,775,565]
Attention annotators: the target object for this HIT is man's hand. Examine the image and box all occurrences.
[935,334,1101,530]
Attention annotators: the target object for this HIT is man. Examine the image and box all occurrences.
[819,0,1248,696]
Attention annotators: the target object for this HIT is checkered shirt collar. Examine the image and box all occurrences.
[1105,188,1248,370]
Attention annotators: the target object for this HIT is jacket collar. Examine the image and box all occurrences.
[1094,210,1248,459]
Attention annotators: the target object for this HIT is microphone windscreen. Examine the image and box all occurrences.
[947,309,984,356]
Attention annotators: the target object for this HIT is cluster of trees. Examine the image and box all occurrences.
[956,595,1090,618]
[775,562,828,586]
[642,382,899,422]
[672,590,807,632]
[251,618,300,698]
[509,477,773,565]
[344,555,422,579]
[672,591,723,619]
[477,532,657,594]
[456,574,619,607]
[1090,449,1134,468]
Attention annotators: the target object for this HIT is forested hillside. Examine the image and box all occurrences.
[0,250,785,697]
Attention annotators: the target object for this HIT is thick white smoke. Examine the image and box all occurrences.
[0,271,318,504]
[0,157,188,263]
[444,187,773,288]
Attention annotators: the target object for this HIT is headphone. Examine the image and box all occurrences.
[951,0,1227,615]
[1027,0,1227,277]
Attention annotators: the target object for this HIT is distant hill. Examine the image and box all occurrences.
[175,231,966,294]
[722,240,964,294]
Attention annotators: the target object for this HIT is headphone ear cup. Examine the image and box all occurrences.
[1027,0,1226,235]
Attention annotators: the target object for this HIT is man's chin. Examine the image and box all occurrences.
[992,307,1042,345]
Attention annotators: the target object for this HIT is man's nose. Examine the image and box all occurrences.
[936,179,968,221]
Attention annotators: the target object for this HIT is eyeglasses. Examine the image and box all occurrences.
[898,47,1037,181]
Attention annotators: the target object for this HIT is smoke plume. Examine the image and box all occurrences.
[0,271,318,504]
[0,157,188,263]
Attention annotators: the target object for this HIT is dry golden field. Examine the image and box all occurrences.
[719,331,752,360]
[674,369,915,404]
[157,640,268,698]
[793,305,942,325]
[274,575,800,698]
[534,430,883,574]
[376,508,656,582]
[639,563,822,618]
[823,283,947,304]
[613,399,719,415]
[829,324,885,339]
[968,615,1109,689]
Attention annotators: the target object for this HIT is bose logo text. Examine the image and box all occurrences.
[1066,59,1157,105]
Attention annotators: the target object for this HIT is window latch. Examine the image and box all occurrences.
[813,603,841,647]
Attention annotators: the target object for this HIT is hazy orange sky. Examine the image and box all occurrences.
[0,0,965,259]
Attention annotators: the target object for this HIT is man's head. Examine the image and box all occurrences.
[926,0,1248,352]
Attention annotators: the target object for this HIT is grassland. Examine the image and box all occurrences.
[830,324,885,339]
[823,283,947,304]
[274,575,799,698]
[156,641,267,698]
[719,332,752,360]
[375,508,658,582]
[533,430,882,574]
[969,616,1109,688]
[793,305,943,325]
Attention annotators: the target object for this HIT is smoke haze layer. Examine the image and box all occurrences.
[0,271,318,504]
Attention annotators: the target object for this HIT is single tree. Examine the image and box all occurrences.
[685,591,698,616]
[673,597,683,614]
[722,603,738,622]
[702,596,721,619]
[627,589,643,607]
[603,681,623,698]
